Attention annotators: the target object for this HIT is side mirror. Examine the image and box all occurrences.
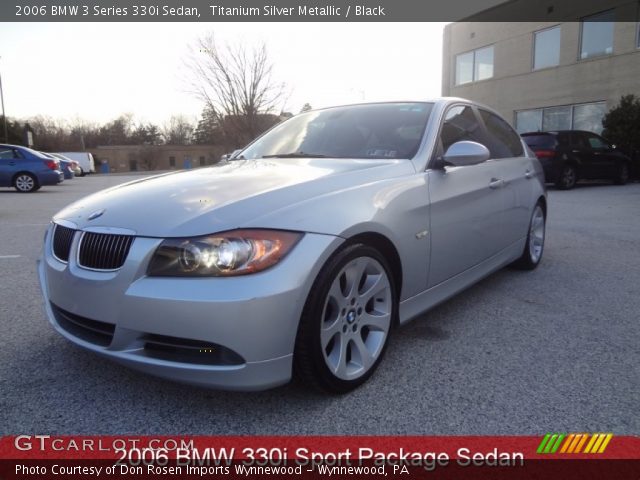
[442,141,490,167]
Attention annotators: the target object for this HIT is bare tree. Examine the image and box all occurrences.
[186,35,287,147]
[162,115,195,145]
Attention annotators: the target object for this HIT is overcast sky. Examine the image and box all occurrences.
[0,22,448,126]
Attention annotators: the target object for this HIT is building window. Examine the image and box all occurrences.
[199,156,205,166]
[455,51,474,85]
[572,103,607,132]
[580,10,614,60]
[455,45,494,85]
[542,106,572,131]
[515,110,543,133]
[169,156,175,167]
[515,102,607,134]
[533,26,561,70]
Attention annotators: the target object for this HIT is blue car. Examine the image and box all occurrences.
[0,144,64,192]
[41,151,75,179]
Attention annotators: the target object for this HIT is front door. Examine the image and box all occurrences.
[427,105,506,288]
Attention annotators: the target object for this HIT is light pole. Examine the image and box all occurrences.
[0,57,8,143]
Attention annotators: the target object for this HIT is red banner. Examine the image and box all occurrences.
[1,435,639,479]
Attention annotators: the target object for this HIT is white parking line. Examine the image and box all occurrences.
[0,255,21,259]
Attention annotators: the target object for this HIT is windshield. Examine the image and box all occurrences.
[241,102,434,160]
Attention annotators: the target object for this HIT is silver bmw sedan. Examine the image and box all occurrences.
[38,99,546,393]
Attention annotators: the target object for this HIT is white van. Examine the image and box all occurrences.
[56,152,95,176]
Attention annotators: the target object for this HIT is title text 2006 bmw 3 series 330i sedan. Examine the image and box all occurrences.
[38,99,546,393]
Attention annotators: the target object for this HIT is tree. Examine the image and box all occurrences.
[602,94,640,163]
[193,105,224,145]
[131,122,162,145]
[98,114,135,145]
[300,103,312,113]
[0,116,26,145]
[162,115,194,145]
[186,35,287,147]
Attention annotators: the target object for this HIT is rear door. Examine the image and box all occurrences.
[427,104,505,287]
[478,109,532,246]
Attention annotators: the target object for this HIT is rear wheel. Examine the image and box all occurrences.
[614,163,629,185]
[14,173,38,193]
[556,164,577,189]
[294,244,396,393]
[512,203,545,270]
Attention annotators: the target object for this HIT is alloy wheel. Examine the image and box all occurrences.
[560,166,576,189]
[528,205,545,263]
[320,256,392,381]
[15,174,35,192]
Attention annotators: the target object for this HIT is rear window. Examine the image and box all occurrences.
[522,134,557,149]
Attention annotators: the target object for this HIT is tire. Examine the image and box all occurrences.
[512,203,546,270]
[555,164,577,190]
[613,163,629,185]
[13,173,39,193]
[294,244,397,393]
[79,168,86,177]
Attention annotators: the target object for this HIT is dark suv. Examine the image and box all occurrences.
[521,130,633,189]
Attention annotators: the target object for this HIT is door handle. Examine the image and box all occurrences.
[525,170,534,179]
[489,178,504,189]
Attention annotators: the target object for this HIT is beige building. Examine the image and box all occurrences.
[89,144,227,173]
[442,0,640,134]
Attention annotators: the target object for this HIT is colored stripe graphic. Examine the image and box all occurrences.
[540,433,614,454]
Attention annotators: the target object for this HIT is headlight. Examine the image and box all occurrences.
[147,229,302,277]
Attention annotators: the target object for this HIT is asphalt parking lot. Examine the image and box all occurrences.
[1,174,638,435]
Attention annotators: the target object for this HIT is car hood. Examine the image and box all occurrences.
[53,158,414,237]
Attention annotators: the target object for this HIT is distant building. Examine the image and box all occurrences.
[89,144,226,173]
[442,0,640,134]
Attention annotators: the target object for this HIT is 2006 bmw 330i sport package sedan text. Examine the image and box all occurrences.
[38,99,546,393]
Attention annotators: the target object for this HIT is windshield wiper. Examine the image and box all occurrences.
[261,152,328,158]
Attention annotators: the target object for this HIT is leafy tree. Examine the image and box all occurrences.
[300,103,312,113]
[131,122,162,145]
[193,105,224,145]
[602,94,640,163]
[0,115,25,145]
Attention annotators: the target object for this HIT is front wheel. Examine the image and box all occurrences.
[614,163,629,185]
[294,244,396,393]
[14,173,38,193]
[512,203,545,270]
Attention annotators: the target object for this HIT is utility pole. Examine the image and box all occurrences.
[0,57,8,143]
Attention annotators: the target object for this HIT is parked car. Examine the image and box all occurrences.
[521,130,633,189]
[0,144,64,192]
[40,152,75,179]
[39,99,546,392]
[50,153,82,176]
[55,152,95,176]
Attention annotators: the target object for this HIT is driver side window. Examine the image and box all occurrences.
[439,105,486,154]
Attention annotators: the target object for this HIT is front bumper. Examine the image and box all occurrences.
[38,225,342,390]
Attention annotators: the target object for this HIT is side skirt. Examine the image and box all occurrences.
[398,238,526,325]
